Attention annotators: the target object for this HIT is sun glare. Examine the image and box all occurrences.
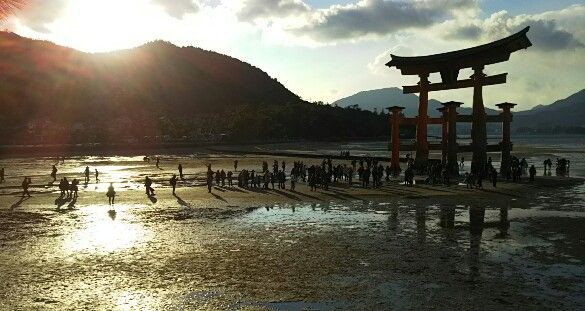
[47,0,169,53]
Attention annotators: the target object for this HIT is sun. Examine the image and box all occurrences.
[39,0,171,53]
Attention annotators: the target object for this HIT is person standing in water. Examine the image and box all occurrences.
[178,164,184,180]
[95,169,99,182]
[170,174,178,195]
[51,165,58,182]
[156,157,160,168]
[0,167,4,183]
[234,160,238,172]
[107,183,116,205]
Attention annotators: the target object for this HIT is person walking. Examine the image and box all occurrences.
[22,177,31,198]
[145,177,155,196]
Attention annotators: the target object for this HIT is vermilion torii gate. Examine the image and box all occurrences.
[386,101,517,176]
[386,27,532,173]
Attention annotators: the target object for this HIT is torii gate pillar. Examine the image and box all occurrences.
[388,106,405,173]
[437,107,448,163]
[415,73,430,168]
[443,101,463,176]
[471,66,488,175]
[496,102,516,176]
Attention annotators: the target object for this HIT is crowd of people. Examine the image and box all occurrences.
[5,152,569,209]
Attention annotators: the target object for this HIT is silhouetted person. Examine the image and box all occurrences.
[491,169,498,188]
[206,169,214,193]
[51,165,57,182]
[529,165,536,182]
[460,157,465,168]
[0,167,4,183]
[84,166,90,183]
[178,164,184,180]
[156,157,160,168]
[71,179,79,198]
[170,174,178,195]
[227,171,233,187]
[95,169,99,182]
[107,183,116,205]
[465,173,473,189]
[145,176,155,196]
[290,174,296,191]
[477,171,483,189]
[22,177,31,197]
[234,160,238,171]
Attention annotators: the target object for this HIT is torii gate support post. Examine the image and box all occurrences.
[415,73,430,169]
[388,106,405,173]
[438,107,448,163]
[471,66,488,175]
[443,101,462,176]
[496,102,516,176]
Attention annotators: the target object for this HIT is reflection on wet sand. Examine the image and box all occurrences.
[0,192,583,309]
[64,206,147,254]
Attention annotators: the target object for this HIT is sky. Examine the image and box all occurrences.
[3,0,585,111]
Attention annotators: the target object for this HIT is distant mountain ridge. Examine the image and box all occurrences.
[514,89,585,130]
[333,87,500,117]
[334,88,585,131]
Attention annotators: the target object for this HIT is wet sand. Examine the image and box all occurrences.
[0,154,581,213]
[0,152,584,309]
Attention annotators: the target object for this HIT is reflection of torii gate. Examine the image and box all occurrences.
[386,27,532,174]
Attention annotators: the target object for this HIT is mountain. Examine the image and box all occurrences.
[333,88,443,116]
[0,31,300,126]
[333,88,500,117]
[0,32,390,144]
[514,89,585,130]
[333,87,585,133]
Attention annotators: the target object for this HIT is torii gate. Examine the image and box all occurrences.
[386,27,532,173]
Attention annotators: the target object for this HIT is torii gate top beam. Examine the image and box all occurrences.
[385,27,532,78]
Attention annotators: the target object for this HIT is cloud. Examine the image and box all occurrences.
[237,0,310,22]
[15,0,67,32]
[236,0,479,43]
[369,44,413,74]
[295,0,478,41]
[150,0,199,19]
[439,7,584,51]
